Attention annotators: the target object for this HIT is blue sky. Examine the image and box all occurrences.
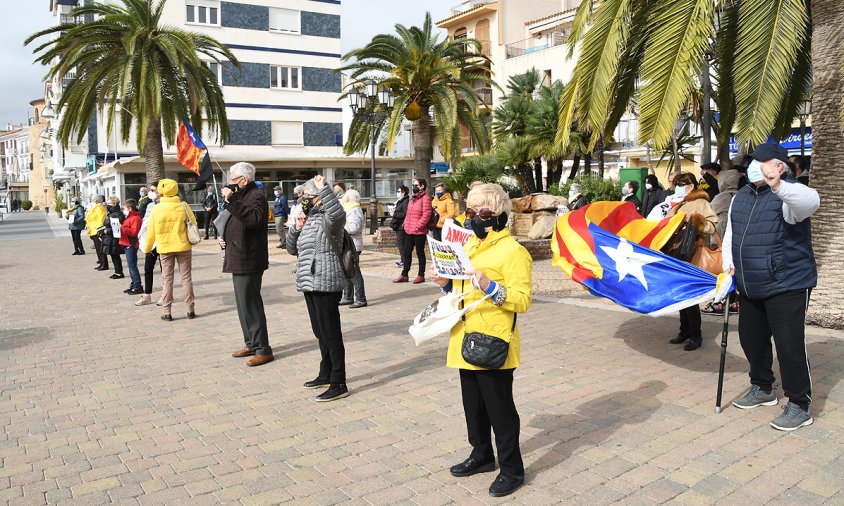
[0,0,456,128]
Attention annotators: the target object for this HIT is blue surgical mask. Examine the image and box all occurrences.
[674,185,686,197]
[747,160,764,183]
[435,192,443,198]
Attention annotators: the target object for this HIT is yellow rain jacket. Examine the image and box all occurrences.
[433,192,456,228]
[85,203,107,237]
[141,179,197,254]
[446,227,532,370]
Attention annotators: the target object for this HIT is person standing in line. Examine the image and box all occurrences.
[699,162,721,201]
[640,174,664,218]
[67,198,86,255]
[120,199,143,295]
[432,183,456,241]
[621,180,642,215]
[395,178,432,284]
[204,186,219,240]
[220,163,274,367]
[86,195,109,271]
[788,155,810,186]
[567,183,589,211]
[340,189,367,308]
[141,179,196,321]
[136,182,160,306]
[390,185,409,268]
[287,175,349,401]
[272,185,289,249]
[429,183,532,498]
[102,196,126,279]
[724,144,820,431]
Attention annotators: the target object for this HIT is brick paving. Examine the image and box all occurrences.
[1,216,843,505]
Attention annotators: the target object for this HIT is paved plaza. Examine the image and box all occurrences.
[1,211,843,505]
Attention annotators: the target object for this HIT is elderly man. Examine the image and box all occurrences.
[272,186,289,248]
[220,162,273,367]
[567,183,589,211]
[722,143,820,431]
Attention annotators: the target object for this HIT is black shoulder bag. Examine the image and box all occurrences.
[459,281,517,369]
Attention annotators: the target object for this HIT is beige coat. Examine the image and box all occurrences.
[667,189,717,237]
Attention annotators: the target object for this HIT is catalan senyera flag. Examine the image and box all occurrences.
[551,202,734,316]
[176,119,214,191]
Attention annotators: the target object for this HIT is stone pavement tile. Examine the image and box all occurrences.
[362,484,416,505]
[212,484,250,502]
[136,485,191,505]
[69,476,121,497]
[627,477,688,503]
[0,486,23,502]
[107,482,144,501]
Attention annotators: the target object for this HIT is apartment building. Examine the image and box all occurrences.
[43,0,415,207]
[0,126,34,205]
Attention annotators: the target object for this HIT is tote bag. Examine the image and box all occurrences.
[182,202,201,245]
[408,290,491,346]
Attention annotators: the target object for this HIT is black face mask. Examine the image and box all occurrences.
[300,197,314,215]
[470,213,507,239]
[412,186,421,195]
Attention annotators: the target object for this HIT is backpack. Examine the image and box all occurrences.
[427,207,440,231]
[322,217,358,279]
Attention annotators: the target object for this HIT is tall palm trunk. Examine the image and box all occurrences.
[568,154,581,180]
[701,54,713,164]
[808,0,844,328]
[584,151,592,176]
[412,107,432,182]
[533,157,543,192]
[597,137,605,178]
[144,113,165,184]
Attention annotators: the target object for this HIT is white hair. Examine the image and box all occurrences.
[773,158,793,177]
[344,189,361,203]
[229,162,256,182]
[93,195,104,203]
[570,183,582,193]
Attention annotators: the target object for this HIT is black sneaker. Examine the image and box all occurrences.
[770,402,813,431]
[489,473,524,497]
[449,457,495,477]
[732,385,778,409]
[316,384,349,402]
[303,378,330,389]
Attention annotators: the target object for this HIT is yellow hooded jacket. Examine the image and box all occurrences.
[446,227,532,370]
[433,192,456,228]
[85,203,107,237]
[141,179,197,254]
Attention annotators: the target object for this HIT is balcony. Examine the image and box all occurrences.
[476,87,492,105]
[455,39,491,57]
[505,31,568,59]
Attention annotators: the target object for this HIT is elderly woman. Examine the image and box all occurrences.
[340,189,367,308]
[666,172,718,350]
[430,183,532,498]
[141,179,197,321]
[85,195,109,270]
[287,175,350,402]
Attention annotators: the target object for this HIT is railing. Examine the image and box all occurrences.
[62,71,76,93]
[476,87,492,105]
[449,0,493,16]
[456,39,491,57]
[505,31,568,59]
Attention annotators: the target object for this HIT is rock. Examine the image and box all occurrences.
[530,194,565,211]
[511,196,533,213]
[528,215,558,240]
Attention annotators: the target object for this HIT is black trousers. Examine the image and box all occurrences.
[400,233,427,277]
[110,252,123,275]
[459,368,524,476]
[92,236,108,268]
[205,211,218,239]
[738,290,812,407]
[679,305,702,342]
[232,272,271,355]
[304,291,345,384]
[71,230,85,253]
[143,249,160,295]
[432,227,443,241]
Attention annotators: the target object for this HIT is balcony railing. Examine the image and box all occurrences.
[449,0,494,16]
[476,87,492,105]
[456,39,491,57]
[505,31,568,59]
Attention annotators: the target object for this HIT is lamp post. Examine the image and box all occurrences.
[348,79,395,234]
[798,97,812,157]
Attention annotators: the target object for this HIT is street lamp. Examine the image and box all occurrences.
[798,97,812,157]
[41,91,56,120]
[348,79,395,234]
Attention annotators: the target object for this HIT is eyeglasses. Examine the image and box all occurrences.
[675,182,689,187]
[465,207,495,219]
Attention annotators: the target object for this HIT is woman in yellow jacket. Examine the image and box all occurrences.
[141,179,197,321]
[85,195,109,270]
[432,183,456,241]
[429,183,532,498]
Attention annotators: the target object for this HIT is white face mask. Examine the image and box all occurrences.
[621,187,630,197]
[396,192,402,197]
[139,190,147,196]
[568,191,576,201]
[149,191,158,200]
[123,209,130,216]
[674,185,687,197]
[747,160,765,183]
[645,183,652,190]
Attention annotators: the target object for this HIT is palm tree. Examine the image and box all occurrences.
[339,13,493,179]
[442,153,503,197]
[526,80,573,189]
[493,69,542,192]
[26,0,238,184]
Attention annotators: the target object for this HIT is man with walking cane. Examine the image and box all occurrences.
[720,143,820,431]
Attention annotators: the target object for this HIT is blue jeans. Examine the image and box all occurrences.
[125,246,142,289]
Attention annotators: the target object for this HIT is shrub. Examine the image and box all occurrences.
[21,200,33,210]
[550,175,621,203]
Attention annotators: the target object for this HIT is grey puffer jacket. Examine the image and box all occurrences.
[287,186,346,293]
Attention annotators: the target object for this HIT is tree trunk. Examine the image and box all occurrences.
[701,54,713,164]
[808,0,844,328]
[519,163,537,194]
[584,151,592,176]
[597,137,605,178]
[144,113,165,184]
[548,157,562,188]
[533,157,543,192]
[412,107,432,182]
[671,133,682,173]
[568,154,581,180]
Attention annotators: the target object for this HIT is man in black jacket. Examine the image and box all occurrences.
[220,162,273,367]
[204,187,219,240]
[699,162,720,201]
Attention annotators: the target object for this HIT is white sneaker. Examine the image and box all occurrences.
[135,295,152,306]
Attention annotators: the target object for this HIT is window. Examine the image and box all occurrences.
[271,121,303,146]
[270,66,301,90]
[186,1,219,26]
[205,61,222,85]
[269,8,300,34]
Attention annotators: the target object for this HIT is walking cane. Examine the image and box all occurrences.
[714,296,732,413]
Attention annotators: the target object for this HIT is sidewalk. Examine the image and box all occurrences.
[1,235,843,505]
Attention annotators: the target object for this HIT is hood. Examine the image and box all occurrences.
[718,169,741,193]
[158,178,179,197]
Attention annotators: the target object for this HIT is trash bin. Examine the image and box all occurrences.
[618,167,649,200]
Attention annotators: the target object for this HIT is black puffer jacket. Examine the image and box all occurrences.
[101,205,125,255]
[222,182,269,274]
[390,195,409,231]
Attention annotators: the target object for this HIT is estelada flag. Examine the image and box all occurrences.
[176,119,214,191]
[551,202,733,316]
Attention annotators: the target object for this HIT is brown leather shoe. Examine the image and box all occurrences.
[246,354,274,367]
[231,347,255,358]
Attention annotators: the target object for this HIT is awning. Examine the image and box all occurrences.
[97,156,141,175]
